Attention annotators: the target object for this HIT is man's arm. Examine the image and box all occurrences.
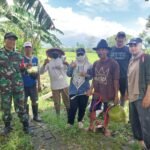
[37,73,41,92]
[86,80,94,96]
[114,80,119,104]
[142,55,150,108]
[142,85,150,108]
[113,60,120,104]
[39,59,49,74]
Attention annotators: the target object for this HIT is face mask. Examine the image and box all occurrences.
[77,55,85,62]
[51,53,59,59]
[61,55,66,62]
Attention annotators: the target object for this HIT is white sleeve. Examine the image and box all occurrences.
[40,64,48,74]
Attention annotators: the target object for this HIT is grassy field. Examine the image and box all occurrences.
[0,51,141,150]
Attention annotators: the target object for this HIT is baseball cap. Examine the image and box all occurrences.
[127,38,142,45]
[23,42,32,47]
[4,32,18,40]
[76,48,85,54]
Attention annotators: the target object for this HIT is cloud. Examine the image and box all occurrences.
[137,17,147,28]
[41,1,146,46]
[7,0,14,5]
[78,0,129,11]
[133,0,150,9]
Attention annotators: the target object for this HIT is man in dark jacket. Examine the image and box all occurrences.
[128,38,150,149]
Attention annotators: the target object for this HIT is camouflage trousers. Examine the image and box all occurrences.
[0,89,28,123]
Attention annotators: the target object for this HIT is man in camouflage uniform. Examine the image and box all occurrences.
[0,32,31,135]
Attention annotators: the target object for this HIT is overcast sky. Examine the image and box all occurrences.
[7,0,150,47]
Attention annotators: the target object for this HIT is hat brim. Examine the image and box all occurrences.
[93,47,111,51]
[127,42,137,45]
[5,35,18,40]
[76,51,85,54]
[46,48,65,57]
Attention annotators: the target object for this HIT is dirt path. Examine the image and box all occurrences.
[30,120,67,150]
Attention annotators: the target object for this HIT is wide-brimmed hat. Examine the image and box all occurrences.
[46,48,65,58]
[93,39,111,51]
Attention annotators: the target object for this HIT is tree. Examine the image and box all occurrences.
[0,0,63,53]
[146,15,150,29]
[106,34,133,47]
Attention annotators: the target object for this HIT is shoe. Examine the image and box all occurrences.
[66,123,73,128]
[139,141,148,150]
[78,122,84,129]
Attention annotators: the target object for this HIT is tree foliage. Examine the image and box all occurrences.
[0,0,63,53]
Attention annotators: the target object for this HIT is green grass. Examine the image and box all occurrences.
[0,112,33,150]
[0,98,140,150]
[38,49,98,64]
[38,99,141,150]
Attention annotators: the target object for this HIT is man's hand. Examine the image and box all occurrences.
[26,63,32,69]
[63,61,69,66]
[114,95,119,105]
[142,95,150,108]
[124,91,129,101]
[79,72,87,77]
[86,89,93,96]
[71,61,77,68]
[44,59,49,66]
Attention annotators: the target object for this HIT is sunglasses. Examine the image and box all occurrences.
[77,53,84,56]
[129,44,137,47]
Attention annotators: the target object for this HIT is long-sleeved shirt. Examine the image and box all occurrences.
[40,58,68,90]
[67,62,92,96]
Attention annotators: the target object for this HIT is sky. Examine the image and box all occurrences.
[7,0,150,47]
[40,0,149,47]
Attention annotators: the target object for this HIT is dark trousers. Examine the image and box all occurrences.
[24,84,38,105]
[68,95,88,125]
[119,77,127,106]
[129,100,150,149]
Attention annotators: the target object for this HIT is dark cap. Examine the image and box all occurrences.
[76,48,85,54]
[4,32,18,40]
[116,31,126,38]
[127,38,142,45]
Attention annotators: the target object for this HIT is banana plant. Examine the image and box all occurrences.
[0,0,63,52]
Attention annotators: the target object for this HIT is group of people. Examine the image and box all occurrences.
[0,31,150,149]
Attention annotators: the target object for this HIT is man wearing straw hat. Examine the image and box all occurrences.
[40,48,70,116]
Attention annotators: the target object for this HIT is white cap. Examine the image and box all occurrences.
[23,42,32,47]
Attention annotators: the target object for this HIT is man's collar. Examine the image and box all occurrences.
[4,47,14,53]
[24,55,33,60]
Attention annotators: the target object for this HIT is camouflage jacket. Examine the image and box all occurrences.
[0,47,24,92]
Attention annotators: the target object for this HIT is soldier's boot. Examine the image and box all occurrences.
[2,122,13,135]
[22,121,33,134]
[32,104,42,122]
